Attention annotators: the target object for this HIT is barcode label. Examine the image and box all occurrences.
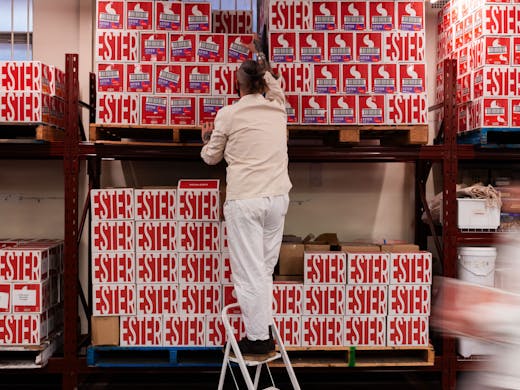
[286,107,295,116]
[230,43,248,55]
[204,98,224,106]
[274,48,294,55]
[129,11,148,19]
[344,16,363,24]
[316,16,334,23]
[100,13,120,22]
[171,99,191,107]
[488,46,507,54]
[347,79,366,86]
[485,107,505,115]
[375,79,394,86]
[188,16,208,23]
[160,13,180,22]
[403,79,422,86]
[200,42,219,52]
[475,74,483,83]
[373,16,391,24]
[514,105,520,113]
[130,73,150,82]
[402,16,421,24]
[317,79,336,86]
[100,70,119,78]
[516,44,520,51]
[159,70,179,83]
[145,40,165,48]
[363,108,382,116]
[190,74,210,82]
[302,48,321,55]
[304,109,325,116]
[331,48,351,55]
[171,40,191,49]
[360,48,380,55]
[334,108,353,116]
[146,97,167,106]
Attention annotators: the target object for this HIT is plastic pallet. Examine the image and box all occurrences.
[458,128,520,148]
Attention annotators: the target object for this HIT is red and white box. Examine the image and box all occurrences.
[140,95,168,125]
[303,285,345,315]
[177,179,220,221]
[285,94,300,124]
[340,1,367,31]
[0,284,10,313]
[93,283,136,316]
[179,253,221,283]
[458,105,469,133]
[511,99,520,127]
[92,252,135,284]
[221,253,232,284]
[470,98,510,128]
[222,284,239,311]
[399,63,425,93]
[301,94,328,124]
[388,284,431,315]
[383,32,425,62]
[359,95,385,124]
[389,252,432,284]
[273,282,303,315]
[12,282,49,313]
[184,65,211,94]
[137,252,178,283]
[91,188,134,221]
[343,64,370,94]
[304,252,346,284]
[387,315,429,346]
[356,33,382,62]
[221,221,228,252]
[454,21,464,49]
[140,33,168,62]
[313,0,339,30]
[513,37,520,65]
[205,314,245,346]
[97,1,124,29]
[91,220,135,252]
[212,10,253,34]
[197,34,226,63]
[126,63,153,93]
[372,63,397,94]
[212,63,240,95]
[126,1,153,30]
[473,66,510,98]
[463,15,473,45]
[274,316,301,347]
[96,31,139,62]
[183,2,211,32]
[473,36,511,67]
[227,35,254,63]
[96,93,139,125]
[329,95,357,124]
[347,253,389,284]
[198,96,225,124]
[137,283,179,315]
[164,315,205,346]
[327,32,354,62]
[369,1,395,31]
[169,34,197,62]
[269,0,312,31]
[270,32,298,63]
[397,1,424,31]
[344,316,386,346]
[120,315,162,346]
[457,46,470,77]
[134,188,176,220]
[478,4,516,36]
[346,285,387,315]
[136,221,176,252]
[274,63,313,93]
[0,314,47,345]
[178,222,220,253]
[386,94,428,125]
[179,283,221,314]
[96,63,124,92]
[457,73,471,104]
[155,1,182,31]
[314,64,341,94]
[302,315,343,347]
[0,249,49,282]
[509,67,520,96]
[170,96,197,125]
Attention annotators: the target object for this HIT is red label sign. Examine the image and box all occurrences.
[345,316,386,346]
[93,284,136,315]
[136,252,178,283]
[383,32,425,62]
[164,315,205,346]
[274,316,301,346]
[91,189,134,221]
[155,1,182,31]
[126,63,153,93]
[0,250,48,282]
[96,93,139,125]
[177,182,219,220]
[197,34,226,63]
[387,315,429,346]
[346,285,387,315]
[304,252,346,284]
[183,2,211,32]
[12,282,47,313]
[97,1,124,29]
[0,314,43,345]
[0,91,47,123]
[140,95,168,125]
[312,1,338,30]
[390,252,432,284]
[92,252,135,283]
[369,1,395,31]
[120,315,162,346]
[302,316,343,347]
[96,31,139,62]
[180,284,221,314]
[347,253,389,284]
[179,253,220,283]
[389,284,431,315]
[136,221,176,252]
[178,222,220,252]
[137,284,178,315]
[97,63,124,92]
[140,33,168,62]
[170,96,196,125]
[169,34,197,62]
[327,32,354,62]
[303,285,345,315]
[386,94,428,125]
[134,189,176,220]
[269,0,312,31]
[126,1,153,30]
[340,1,367,31]
[184,65,211,94]
[273,283,303,315]
[212,10,252,34]
[274,63,312,93]
[212,64,240,95]
[270,32,298,63]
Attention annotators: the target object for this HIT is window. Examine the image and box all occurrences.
[0,0,33,61]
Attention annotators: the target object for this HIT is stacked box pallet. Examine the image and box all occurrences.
[268,0,427,125]
[95,0,253,126]
[0,239,64,345]
[0,61,66,127]
[436,0,520,131]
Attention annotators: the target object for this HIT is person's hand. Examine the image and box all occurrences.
[201,121,214,144]
[245,33,261,54]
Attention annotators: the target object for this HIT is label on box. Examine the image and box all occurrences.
[369,1,395,31]
[212,64,240,95]
[398,1,423,31]
[137,283,178,315]
[0,314,43,345]
[213,10,253,34]
[12,283,46,313]
[454,21,464,48]
[389,284,430,315]
[198,34,226,63]
[227,35,253,62]
[92,252,135,284]
[126,1,153,30]
[356,33,382,62]
[97,63,124,92]
[340,1,367,31]
[274,63,312,93]
[136,221,176,252]
[136,252,177,283]
[477,67,510,97]
[0,249,48,282]
[0,285,10,312]
[269,0,312,31]
[359,95,385,124]
[327,32,354,62]
[221,253,232,284]
[463,15,472,45]
[164,315,205,346]
[141,95,168,125]
[96,31,139,62]
[509,67,520,96]
[383,32,425,62]
[387,315,428,346]
[304,252,346,284]
[343,64,369,94]
[170,34,196,62]
[91,188,134,221]
[199,96,225,123]
[97,93,139,125]
[513,37,520,65]
[120,315,162,346]
[458,73,471,103]
[314,64,340,94]
[126,63,152,93]
[303,285,345,315]
[274,316,301,346]
[483,98,510,127]
[179,253,220,283]
[271,32,297,63]
[457,46,469,76]
[329,95,356,124]
[178,222,220,252]
[134,188,176,220]
[390,252,432,284]
[345,316,385,346]
[93,283,136,316]
[346,285,387,315]
[302,315,343,347]
[386,94,427,125]
[313,1,338,30]
[347,253,389,284]
[511,100,520,127]
[177,180,219,220]
[301,95,327,124]
[184,65,211,94]
[184,2,211,31]
[484,4,516,35]
[169,96,196,125]
[91,220,134,252]
[474,36,511,67]
[179,283,221,314]
[0,91,49,123]
[399,64,425,93]
[273,283,303,315]
[222,284,239,311]
[97,1,124,29]
[372,64,396,93]
[156,1,182,31]
[285,94,300,123]
[141,33,167,62]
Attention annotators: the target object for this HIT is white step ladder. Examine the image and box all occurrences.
[217,303,301,390]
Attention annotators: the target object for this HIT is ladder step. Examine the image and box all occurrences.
[229,352,281,366]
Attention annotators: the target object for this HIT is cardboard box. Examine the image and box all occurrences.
[212,10,253,34]
[369,1,395,31]
[457,73,471,104]
[301,94,328,124]
[313,0,339,30]
[343,64,370,94]
[91,220,134,252]
[273,282,303,315]
[513,37,520,65]
[136,221,177,252]
[344,316,386,346]
[340,1,367,31]
[399,63,425,93]
[269,0,312,31]
[93,283,136,316]
[12,281,49,313]
[386,94,428,125]
[179,283,221,314]
[372,63,397,94]
[304,252,346,284]
[120,315,161,346]
[0,314,47,345]
[0,249,49,282]
[97,1,124,29]
[327,32,354,63]
[221,252,232,284]
[136,252,178,283]
[329,94,357,124]
[177,222,220,252]
[170,96,196,125]
[470,98,510,128]
[198,96,225,124]
[227,34,254,63]
[278,243,304,276]
[512,99,520,127]
[314,64,341,94]
[479,4,516,36]
[302,315,343,347]
[96,31,139,62]
[473,36,511,67]
[184,65,211,94]
[473,66,510,99]
[397,1,424,31]
[197,34,226,63]
[212,63,240,95]
[356,33,382,62]
[125,64,153,93]
[169,34,197,62]
[457,46,470,77]
[389,252,432,284]
[137,283,179,315]
[96,93,139,125]
[134,188,176,220]
[346,285,387,315]
[274,316,301,346]
[96,63,124,92]
[177,179,220,221]
[359,95,385,124]
[140,33,168,62]
[179,252,220,283]
[387,315,429,346]
[91,316,120,346]
[388,284,431,315]
[126,1,153,30]
[0,284,10,313]
[454,20,464,49]
[270,32,298,63]
[164,315,205,346]
[222,284,239,312]
[383,31,425,62]
[304,244,330,252]
[92,252,135,284]
[91,188,134,221]
[458,105,468,133]
[274,63,312,93]
[205,313,245,346]
[155,1,182,31]
[347,253,389,284]
[303,285,345,315]
[140,95,168,125]
[183,2,211,32]
[380,244,420,252]
[463,14,473,45]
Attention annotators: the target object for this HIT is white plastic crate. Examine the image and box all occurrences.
[457,198,500,229]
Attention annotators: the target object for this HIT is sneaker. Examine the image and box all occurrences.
[231,337,276,359]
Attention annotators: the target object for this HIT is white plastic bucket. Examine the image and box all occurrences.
[457,247,496,287]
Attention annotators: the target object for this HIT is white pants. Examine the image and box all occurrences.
[224,194,289,341]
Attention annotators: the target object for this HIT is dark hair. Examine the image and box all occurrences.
[237,60,267,95]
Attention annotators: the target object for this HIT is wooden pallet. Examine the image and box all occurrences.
[270,344,435,368]
[0,332,63,369]
[0,124,64,142]
[89,124,201,145]
[458,127,520,147]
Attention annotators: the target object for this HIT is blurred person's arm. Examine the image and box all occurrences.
[200,109,229,165]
